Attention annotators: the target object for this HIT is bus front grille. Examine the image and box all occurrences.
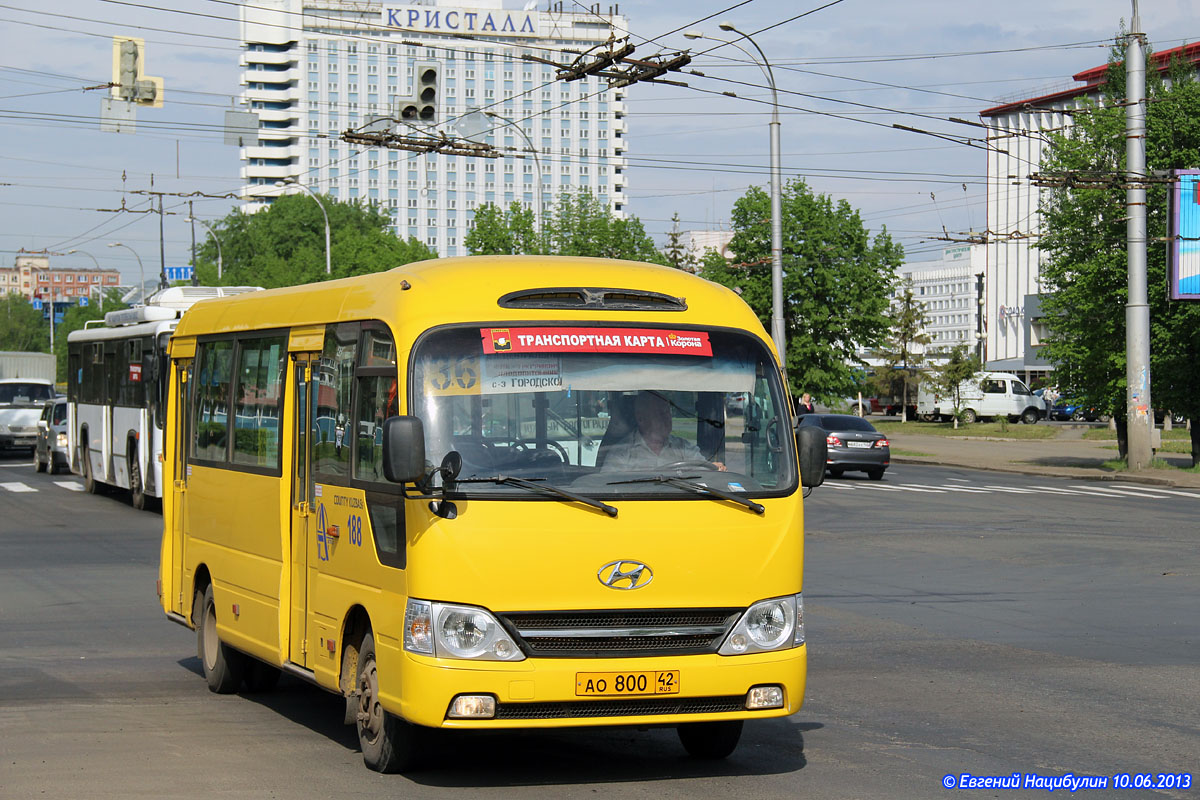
[493,695,745,720]
[499,608,741,658]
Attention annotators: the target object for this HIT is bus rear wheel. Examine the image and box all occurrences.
[81,445,98,494]
[196,584,245,694]
[677,720,743,759]
[356,630,421,773]
[129,447,146,510]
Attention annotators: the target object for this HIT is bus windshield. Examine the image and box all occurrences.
[411,326,796,497]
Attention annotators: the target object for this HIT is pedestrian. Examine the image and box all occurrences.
[796,392,816,415]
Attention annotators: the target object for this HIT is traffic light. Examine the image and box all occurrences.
[111,36,163,107]
[398,61,439,124]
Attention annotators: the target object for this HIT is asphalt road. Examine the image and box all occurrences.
[1,453,1196,799]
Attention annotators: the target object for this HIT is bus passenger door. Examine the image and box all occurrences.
[289,355,317,668]
[170,361,191,614]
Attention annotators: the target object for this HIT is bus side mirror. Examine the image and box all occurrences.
[795,425,827,489]
[382,416,426,483]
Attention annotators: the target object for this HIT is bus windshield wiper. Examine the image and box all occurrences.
[454,475,618,517]
[607,475,765,515]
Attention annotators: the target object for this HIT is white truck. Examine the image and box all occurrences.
[0,351,55,382]
[916,371,1044,425]
[0,377,56,453]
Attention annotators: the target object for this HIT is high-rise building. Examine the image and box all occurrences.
[238,0,630,257]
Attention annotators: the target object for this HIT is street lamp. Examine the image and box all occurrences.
[187,216,224,280]
[276,178,331,275]
[685,24,785,363]
[68,248,104,305]
[485,110,544,236]
[107,242,145,304]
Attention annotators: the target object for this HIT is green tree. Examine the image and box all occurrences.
[932,344,982,428]
[0,294,50,353]
[192,194,436,288]
[464,188,667,264]
[872,280,931,421]
[700,178,901,399]
[1038,41,1200,465]
[463,201,541,255]
[662,212,696,272]
[52,289,127,381]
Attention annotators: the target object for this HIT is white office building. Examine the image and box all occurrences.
[238,0,630,256]
[980,42,1200,373]
[896,244,984,359]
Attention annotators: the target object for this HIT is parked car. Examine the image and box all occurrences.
[796,413,890,480]
[34,397,69,474]
[726,391,748,415]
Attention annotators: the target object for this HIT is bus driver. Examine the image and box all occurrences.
[603,392,726,471]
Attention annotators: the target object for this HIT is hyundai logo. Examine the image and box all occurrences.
[597,560,653,590]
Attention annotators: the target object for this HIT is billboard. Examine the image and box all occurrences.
[1170,169,1200,300]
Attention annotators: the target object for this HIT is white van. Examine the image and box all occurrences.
[916,371,1044,424]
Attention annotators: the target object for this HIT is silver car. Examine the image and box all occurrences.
[796,413,890,480]
[35,397,70,474]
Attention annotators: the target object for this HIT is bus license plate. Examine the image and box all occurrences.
[576,670,680,697]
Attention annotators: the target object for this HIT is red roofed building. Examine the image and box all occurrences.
[978,42,1200,375]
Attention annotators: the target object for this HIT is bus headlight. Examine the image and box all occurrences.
[56,432,69,447]
[404,599,524,662]
[719,594,803,655]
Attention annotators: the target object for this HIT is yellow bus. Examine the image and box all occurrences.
[158,255,825,772]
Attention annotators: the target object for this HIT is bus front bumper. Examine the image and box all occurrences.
[394,645,806,729]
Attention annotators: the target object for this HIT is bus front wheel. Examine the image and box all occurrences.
[356,630,421,773]
[678,720,743,759]
[196,585,245,694]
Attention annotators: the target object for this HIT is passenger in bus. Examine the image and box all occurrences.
[602,392,726,471]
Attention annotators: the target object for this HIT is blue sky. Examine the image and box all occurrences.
[3,0,1197,283]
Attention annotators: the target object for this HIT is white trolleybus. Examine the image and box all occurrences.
[67,286,259,508]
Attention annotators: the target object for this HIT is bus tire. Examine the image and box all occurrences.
[197,585,245,694]
[356,630,421,773]
[81,445,98,494]
[129,445,146,510]
[1021,408,1039,425]
[35,449,47,473]
[677,720,743,759]
[960,408,978,424]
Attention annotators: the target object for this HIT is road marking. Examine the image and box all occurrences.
[1069,484,1166,499]
[902,483,987,493]
[982,485,1041,494]
[892,484,947,493]
[55,481,83,492]
[1130,487,1200,499]
[1,481,36,493]
[822,481,855,490]
[855,484,902,492]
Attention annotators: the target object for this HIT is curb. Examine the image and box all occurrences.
[891,456,1182,487]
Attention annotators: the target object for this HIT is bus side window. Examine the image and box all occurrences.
[313,323,358,480]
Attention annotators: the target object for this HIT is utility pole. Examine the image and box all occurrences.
[188,200,199,286]
[1125,0,1153,469]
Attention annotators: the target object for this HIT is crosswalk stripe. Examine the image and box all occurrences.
[1070,484,1166,499]
[893,484,947,493]
[1,481,36,493]
[822,482,855,490]
[1130,487,1200,499]
[54,481,83,492]
[856,484,902,492]
[902,483,987,493]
